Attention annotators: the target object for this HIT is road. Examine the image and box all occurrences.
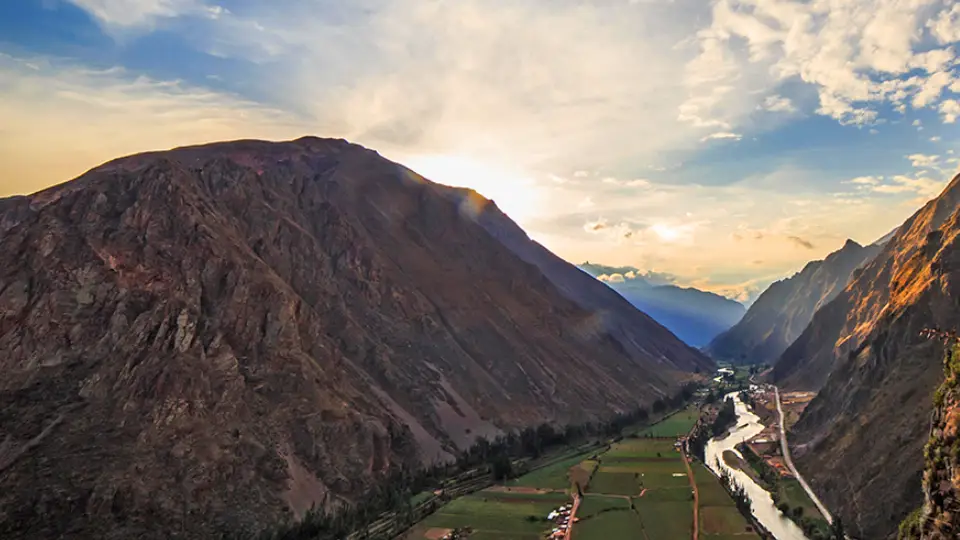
[680,446,700,540]
[563,493,580,540]
[774,386,833,524]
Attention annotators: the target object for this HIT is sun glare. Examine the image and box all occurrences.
[405,154,541,224]
[651,223,681,242]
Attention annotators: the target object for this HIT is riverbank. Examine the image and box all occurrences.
[705,392,810,540]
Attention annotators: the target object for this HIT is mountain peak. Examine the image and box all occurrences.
[842,238,862,249]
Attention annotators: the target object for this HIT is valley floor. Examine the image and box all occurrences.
[402,404,762,540]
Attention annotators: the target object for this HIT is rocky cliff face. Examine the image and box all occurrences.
[775,174,960,539]
[706,238,881,365]
[899,339,960,540]
[0,137,707,539]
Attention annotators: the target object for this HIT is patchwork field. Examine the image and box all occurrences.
[636,501,694,539]
[407,405,756,540]
[408,491,570,539]
[635,405,700,437]
[573,508,645,540]
[507,452,595,490]
[691,462,761,538]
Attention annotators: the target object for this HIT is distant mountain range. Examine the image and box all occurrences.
[706,237,887,366]
[0,138,709,539]
[578,263,746,348]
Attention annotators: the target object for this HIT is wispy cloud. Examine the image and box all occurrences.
[787,235,815,249]
[701,131,743,142]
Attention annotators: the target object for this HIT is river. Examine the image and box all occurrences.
[705,392,809,540]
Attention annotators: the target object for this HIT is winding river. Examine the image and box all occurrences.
[704,392,809,540]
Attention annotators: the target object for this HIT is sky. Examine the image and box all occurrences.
[1,0,959,303]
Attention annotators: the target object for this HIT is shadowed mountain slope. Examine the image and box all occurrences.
[0,137,707,539]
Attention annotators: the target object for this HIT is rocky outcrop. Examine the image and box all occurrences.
[899,339,960,539]
[0,137,707,539]
[707,238,881,365]
[775,174,960,539]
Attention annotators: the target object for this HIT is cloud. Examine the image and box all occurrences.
[65,0,218,29]
[701,131,743,142]
[760,94,796,113]
[847,176,881,186]
[584,218,609,232]
[183,0,709,174]
[872,174,948,200]
[600,177,652,188]
[942,100,960,123]
[787,235,815,249]
[598,273,626,283]
[682,0,960,128]
[907,153,940,168]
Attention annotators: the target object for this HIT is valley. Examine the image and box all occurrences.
[397,366,849,540]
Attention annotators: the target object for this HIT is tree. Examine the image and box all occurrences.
[831,517,845,539]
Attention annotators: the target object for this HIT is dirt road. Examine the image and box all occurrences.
[681,447,699,540]
[563,494,581,540]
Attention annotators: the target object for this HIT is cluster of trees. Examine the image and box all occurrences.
[735,443,778,489]
[716,463,751,517]
[255,383,700,540]
[686,396,736,461]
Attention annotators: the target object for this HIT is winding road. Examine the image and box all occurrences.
[774,386,833,524]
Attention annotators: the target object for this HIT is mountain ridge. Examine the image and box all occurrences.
[0,137,707,539]
[775,173,960,539]
[706,238,882,365]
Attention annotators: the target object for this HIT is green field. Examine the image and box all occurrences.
[508,452,593,490]
[417,493,565,539]
[605,439,678,459]
[578,495,630,518]
[777,477,820,516]
[691,462,761,538]
[635,501,693,539]
[573,509,645,540]
[406,404,755,540]
[701,505,754,535]
[635,405,701,437]
[641,486,693,503]
[589,471,641,496]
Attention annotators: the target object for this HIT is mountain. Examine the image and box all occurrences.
[771,174,960,539]
[437,200,712,373]
[576,264,746,347]
[0,137,708,539]
[899,337,960,539]
[706,239,883,365]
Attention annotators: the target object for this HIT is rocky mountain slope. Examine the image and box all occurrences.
[437,197,712,372]
[706,239,881,365]
[899,336,960,540]
[773,174,960,539]
[0,137,708,539]
[577,263,745,347]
